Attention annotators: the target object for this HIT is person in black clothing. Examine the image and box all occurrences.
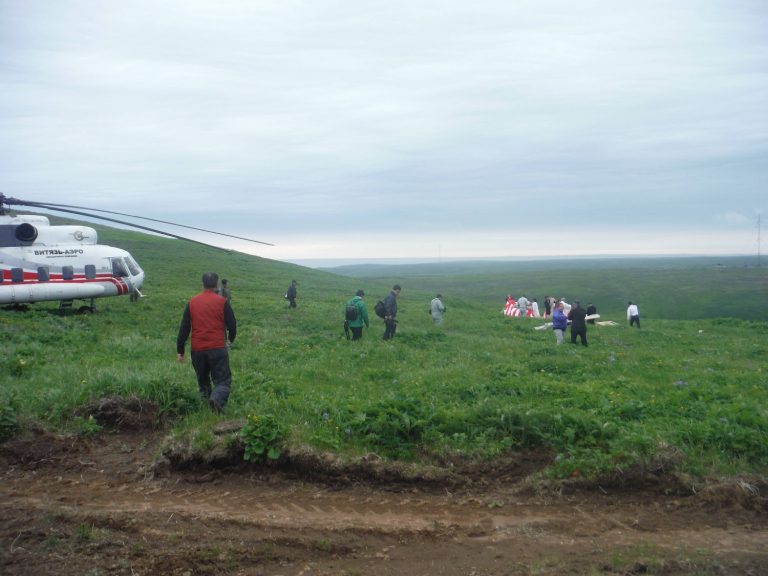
[568,301,588,346]
[586,302,596,324]
[286,279,298,308]
[383,284,401,340]
[220,279,231,303]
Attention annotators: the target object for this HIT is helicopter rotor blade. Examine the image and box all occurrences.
[7,201,237,252]
[1,195,274,247]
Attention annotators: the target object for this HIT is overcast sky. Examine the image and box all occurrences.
[1,1,766,264]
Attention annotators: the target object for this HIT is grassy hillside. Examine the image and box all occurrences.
[2,223,767,482]
[325,257,768,321]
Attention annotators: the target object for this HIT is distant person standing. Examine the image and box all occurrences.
[627,301,640,328]
[568,301,588,346]
[345,289,369,340]
[517,295,530,317]
[504,295,517,316]
[543,296,551,318]
[285,279,298,308]
[531,298,541,318]
[220,279,231,303]
[177,272,237,413]
[552,301,568,345]
[586,302,596,324]
[383,284,401,340]
[430,294,446,325]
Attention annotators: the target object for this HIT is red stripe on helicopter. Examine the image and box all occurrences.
[0,273,130,295]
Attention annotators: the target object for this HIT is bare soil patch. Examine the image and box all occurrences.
[1,421,767,576]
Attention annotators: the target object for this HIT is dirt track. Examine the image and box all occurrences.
[1,428,767,576]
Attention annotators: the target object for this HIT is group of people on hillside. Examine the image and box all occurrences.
[175,272,640,414]
[343,285,446,341]
[341,286,399,341]
[503,294,541,317]
[550,299,640,346]
[503,292,643,347]
[281,280,446,341]
[504,294,601,322]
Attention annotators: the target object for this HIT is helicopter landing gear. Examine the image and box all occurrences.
[59,298,95,314]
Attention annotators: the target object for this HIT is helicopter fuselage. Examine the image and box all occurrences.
[0,214,145,306]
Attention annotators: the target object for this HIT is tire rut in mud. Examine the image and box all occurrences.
[1,425,767,575]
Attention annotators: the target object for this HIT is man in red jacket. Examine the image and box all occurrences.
[177,272,237,412]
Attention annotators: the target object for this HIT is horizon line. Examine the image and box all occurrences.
[286,253,756,268]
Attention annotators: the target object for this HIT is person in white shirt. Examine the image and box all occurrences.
[430,294,446,325]
[517,295,529,316]
[627,301,640,328]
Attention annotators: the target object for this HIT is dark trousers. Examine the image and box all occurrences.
[288,298,296,308]
[630,315,640,328]
[383,319,397,340]
[191,347,232,408]
[570,328,588,346]
[351,326,363,340]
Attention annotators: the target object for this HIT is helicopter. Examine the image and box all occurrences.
[0,194,272,312]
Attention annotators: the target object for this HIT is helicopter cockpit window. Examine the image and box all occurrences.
[11,267,23,282]
[124,257,140,276]
[111,258,129,277]
[62,266,74,280]
[85,264,96,279]
[37,266,50,282]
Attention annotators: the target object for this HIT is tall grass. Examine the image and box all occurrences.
[1,222,767,479]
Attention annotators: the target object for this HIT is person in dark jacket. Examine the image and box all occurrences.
[220,278,231,302]
[286,279,298,308]
[586,302,597,324]
[383,284,401,340]
[177,272,237,412]
[568,300,588,346]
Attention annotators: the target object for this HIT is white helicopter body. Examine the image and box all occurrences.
[0,193,272,310]
[0,213,145,308]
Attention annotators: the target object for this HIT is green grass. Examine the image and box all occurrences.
[2,221,767,481]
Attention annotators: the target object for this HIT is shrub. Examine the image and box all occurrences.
[348,395,431,459]
[241,414,284,462]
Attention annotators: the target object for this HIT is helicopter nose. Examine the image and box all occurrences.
[133,271,145,291]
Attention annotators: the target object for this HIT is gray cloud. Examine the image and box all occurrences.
[1,0,766,260]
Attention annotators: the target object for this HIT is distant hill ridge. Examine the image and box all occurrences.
[323,256,766,321]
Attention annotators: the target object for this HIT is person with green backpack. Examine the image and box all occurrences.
[344,289,369,341]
